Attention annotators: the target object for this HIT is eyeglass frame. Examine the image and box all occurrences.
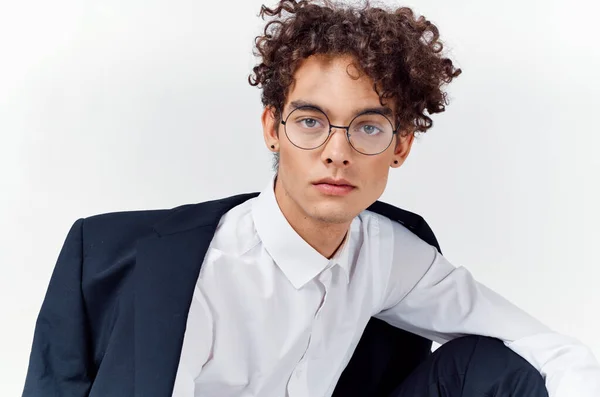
[279,105,401,156]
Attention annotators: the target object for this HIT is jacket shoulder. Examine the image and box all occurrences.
[82,206,185,241]
[77,191,259,264]
[368,200,442,254]
[77,204,196,267]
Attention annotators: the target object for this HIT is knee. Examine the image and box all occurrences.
[390,336,548,397]
[438,336,546,392]
[438,335,535,372]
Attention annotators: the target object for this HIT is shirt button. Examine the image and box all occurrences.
[296,362,305,378]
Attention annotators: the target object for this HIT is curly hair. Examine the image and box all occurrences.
[249,0,461,142]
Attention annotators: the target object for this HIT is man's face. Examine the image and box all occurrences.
[262,54,414,226]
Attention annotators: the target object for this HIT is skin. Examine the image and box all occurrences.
[261,53,415,259]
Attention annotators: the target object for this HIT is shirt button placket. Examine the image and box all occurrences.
[288,359,309,396]
[289,273,331,396]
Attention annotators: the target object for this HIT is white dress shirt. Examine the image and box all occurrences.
[172,176,600,397]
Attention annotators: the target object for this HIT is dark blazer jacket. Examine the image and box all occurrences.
[23,192,442,397]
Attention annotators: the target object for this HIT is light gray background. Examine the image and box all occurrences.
[1,0,599,395]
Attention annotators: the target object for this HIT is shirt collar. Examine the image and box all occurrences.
[252,175,352,289]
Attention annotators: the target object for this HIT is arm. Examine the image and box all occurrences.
[374,224,600,397]
[22,218,93,397]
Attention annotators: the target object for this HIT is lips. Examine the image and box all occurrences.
[313,178,356,196]
[313,178,355,187]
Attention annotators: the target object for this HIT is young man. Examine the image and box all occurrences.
[23,1,600,396]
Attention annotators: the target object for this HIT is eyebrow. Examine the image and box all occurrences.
[288,100,394,119]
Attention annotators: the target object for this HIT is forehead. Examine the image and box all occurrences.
[285,54,395,118]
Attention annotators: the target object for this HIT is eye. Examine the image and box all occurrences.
[298,118,321,129]
[360,124,382,135]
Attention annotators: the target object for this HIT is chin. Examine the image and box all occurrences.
[306,200,357,225]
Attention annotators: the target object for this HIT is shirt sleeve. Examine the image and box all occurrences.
[374,222,600,397]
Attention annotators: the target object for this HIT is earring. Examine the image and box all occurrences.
[393,160,398,164]
[271,145,276,150]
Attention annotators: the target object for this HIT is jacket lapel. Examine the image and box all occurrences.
[133,193,259,397]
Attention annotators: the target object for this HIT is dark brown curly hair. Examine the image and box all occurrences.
[249,0,461,140]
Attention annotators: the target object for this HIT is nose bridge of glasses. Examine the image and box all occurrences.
[320,125,353,160]
[326,124,352,145]
[329,123,350,133]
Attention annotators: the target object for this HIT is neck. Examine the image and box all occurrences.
[274,176,351,259]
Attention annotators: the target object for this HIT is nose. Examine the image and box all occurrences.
[320,127,353,167]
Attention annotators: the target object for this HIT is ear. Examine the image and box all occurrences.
[261,106,280,151]
[391,131,415,168]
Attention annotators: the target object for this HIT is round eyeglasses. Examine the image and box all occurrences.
[281,105,399,156]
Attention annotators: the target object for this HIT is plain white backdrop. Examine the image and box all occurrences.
[1,0,599,395]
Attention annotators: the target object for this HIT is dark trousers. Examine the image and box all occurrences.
[390,336,548,397]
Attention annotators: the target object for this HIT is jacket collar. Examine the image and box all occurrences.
[152,192,259,237]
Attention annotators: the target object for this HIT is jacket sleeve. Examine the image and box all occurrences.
[22,218,94,397]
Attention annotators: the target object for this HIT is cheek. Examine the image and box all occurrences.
[362,161,390,194]
[281,147,315,172]
[364,159,391,180]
